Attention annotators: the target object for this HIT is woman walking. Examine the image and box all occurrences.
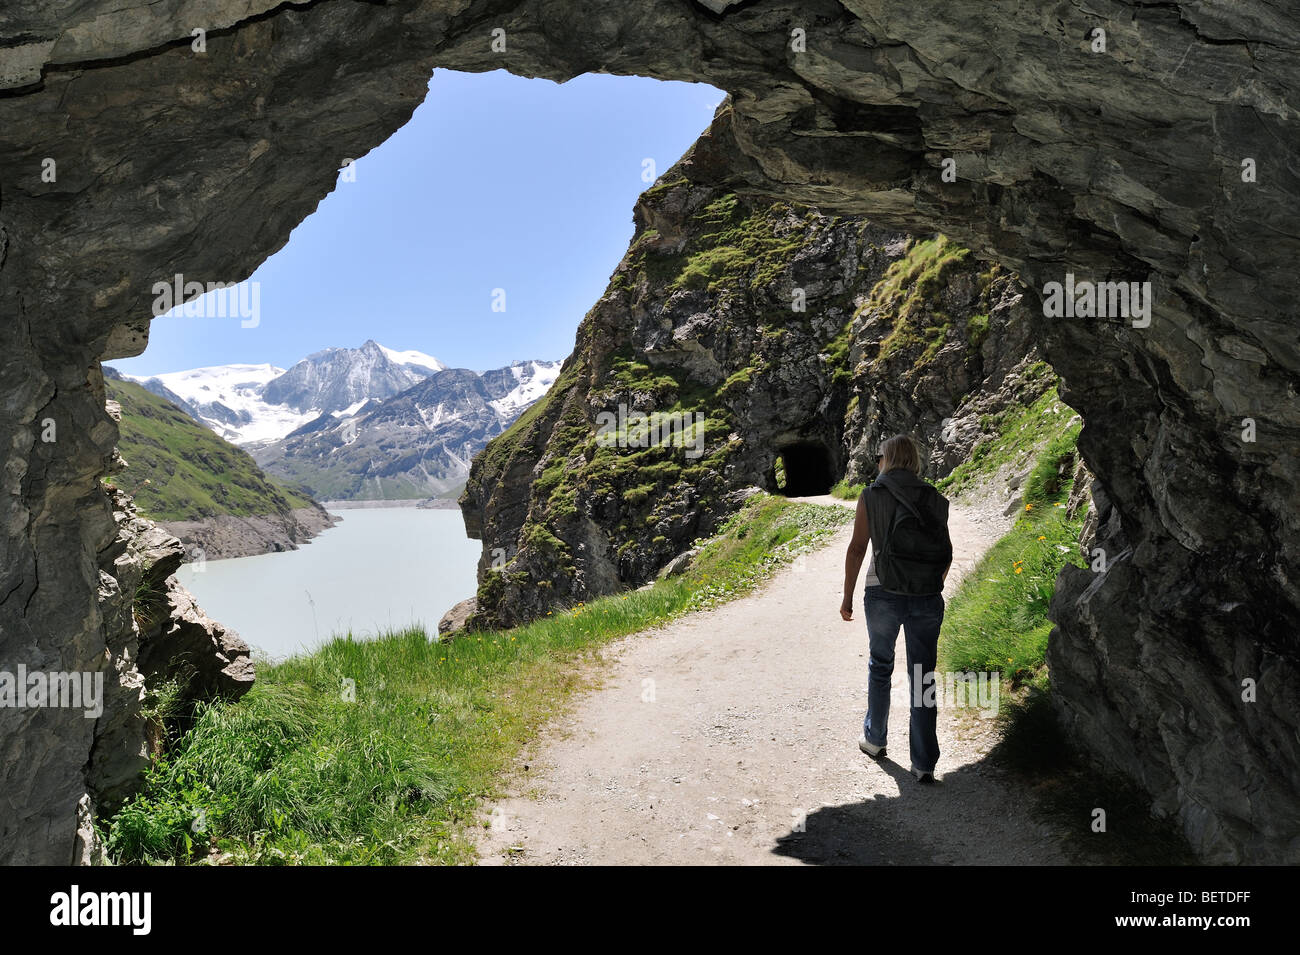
[839,435,953,782]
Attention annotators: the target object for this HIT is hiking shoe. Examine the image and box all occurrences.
[911,766,936,784]
[858,737,886,759]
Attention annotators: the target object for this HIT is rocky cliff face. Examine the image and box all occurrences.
[461,185,1051,631]
[839,236,1049,483]
[463,181,902,626]
[11,469,254,863]
[91,485,254,814]
[2,0,1296,863]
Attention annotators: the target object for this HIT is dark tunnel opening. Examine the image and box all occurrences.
[773,441,835,497]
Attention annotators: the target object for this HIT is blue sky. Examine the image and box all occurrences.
[116,69,725,377]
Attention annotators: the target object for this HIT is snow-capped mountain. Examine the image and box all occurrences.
[261,340,432,415]
[121,340,453,447]
[481,360,562,419]
[377,345,445,376]
[111,343,563,499]
[252,361,563,501]
[132,363,318,446]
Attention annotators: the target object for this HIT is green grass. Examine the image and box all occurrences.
[935,379,1075,500]
[939,503,1086,684]
[863,236,970,364]
[1022,424,1081,508]
[665,194,809,296]
[940,425,1087,682]
[830,479,865,500]
[107,378,315,521]
[103,494,851,865]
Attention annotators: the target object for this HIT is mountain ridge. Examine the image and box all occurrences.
[112,341,560,451]
[252,360,560,502]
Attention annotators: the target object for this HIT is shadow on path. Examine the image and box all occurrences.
[772,760,1008,865]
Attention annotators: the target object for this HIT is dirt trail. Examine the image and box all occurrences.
[476,494,1070,865]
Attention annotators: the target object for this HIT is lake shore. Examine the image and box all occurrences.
[320,498,460,510]
[161,504,339,561]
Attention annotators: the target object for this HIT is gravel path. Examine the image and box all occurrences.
[475,492,1070,865]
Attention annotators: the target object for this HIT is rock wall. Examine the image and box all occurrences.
[838,235,1049,482]
[90,484,254,819]
[1,465,253,863]
[1,0,1296,862]
[460,180,1041,630]
[462,181,898,626]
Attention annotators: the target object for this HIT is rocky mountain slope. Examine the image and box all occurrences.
[90,481,254,837]
[838,235,1055,484]
[105,371,336,560]
[255,360,560,501]
[460,174,1048,631]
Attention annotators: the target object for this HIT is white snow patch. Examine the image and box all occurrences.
[415,403,454,430]
[378,345,446,373]
[128,363,319,445]
[331,398,370,418]
[489,361,562,418]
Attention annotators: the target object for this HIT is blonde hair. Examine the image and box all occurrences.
[878,434,922,475]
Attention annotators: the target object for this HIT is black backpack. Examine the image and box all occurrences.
[867,480,953,596]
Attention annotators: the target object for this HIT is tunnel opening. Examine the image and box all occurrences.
[772,441,835,497]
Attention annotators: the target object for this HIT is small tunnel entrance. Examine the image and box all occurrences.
[773,441,835,496]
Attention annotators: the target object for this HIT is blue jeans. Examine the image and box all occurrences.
[862,585,944,773]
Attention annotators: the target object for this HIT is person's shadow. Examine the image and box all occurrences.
[771,757,981,865]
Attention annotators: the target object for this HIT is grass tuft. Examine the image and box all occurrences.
[830,479,865,500]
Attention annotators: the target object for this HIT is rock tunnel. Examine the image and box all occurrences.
[774,441,836,497]
[0,1,1297,863]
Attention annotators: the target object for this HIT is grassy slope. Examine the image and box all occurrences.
[938,424,1195,863]
[935,371,1064,497]
[830,479,865,500]
[103,494,851,865]
[108,377,316,522]
[939,442,1086,682]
